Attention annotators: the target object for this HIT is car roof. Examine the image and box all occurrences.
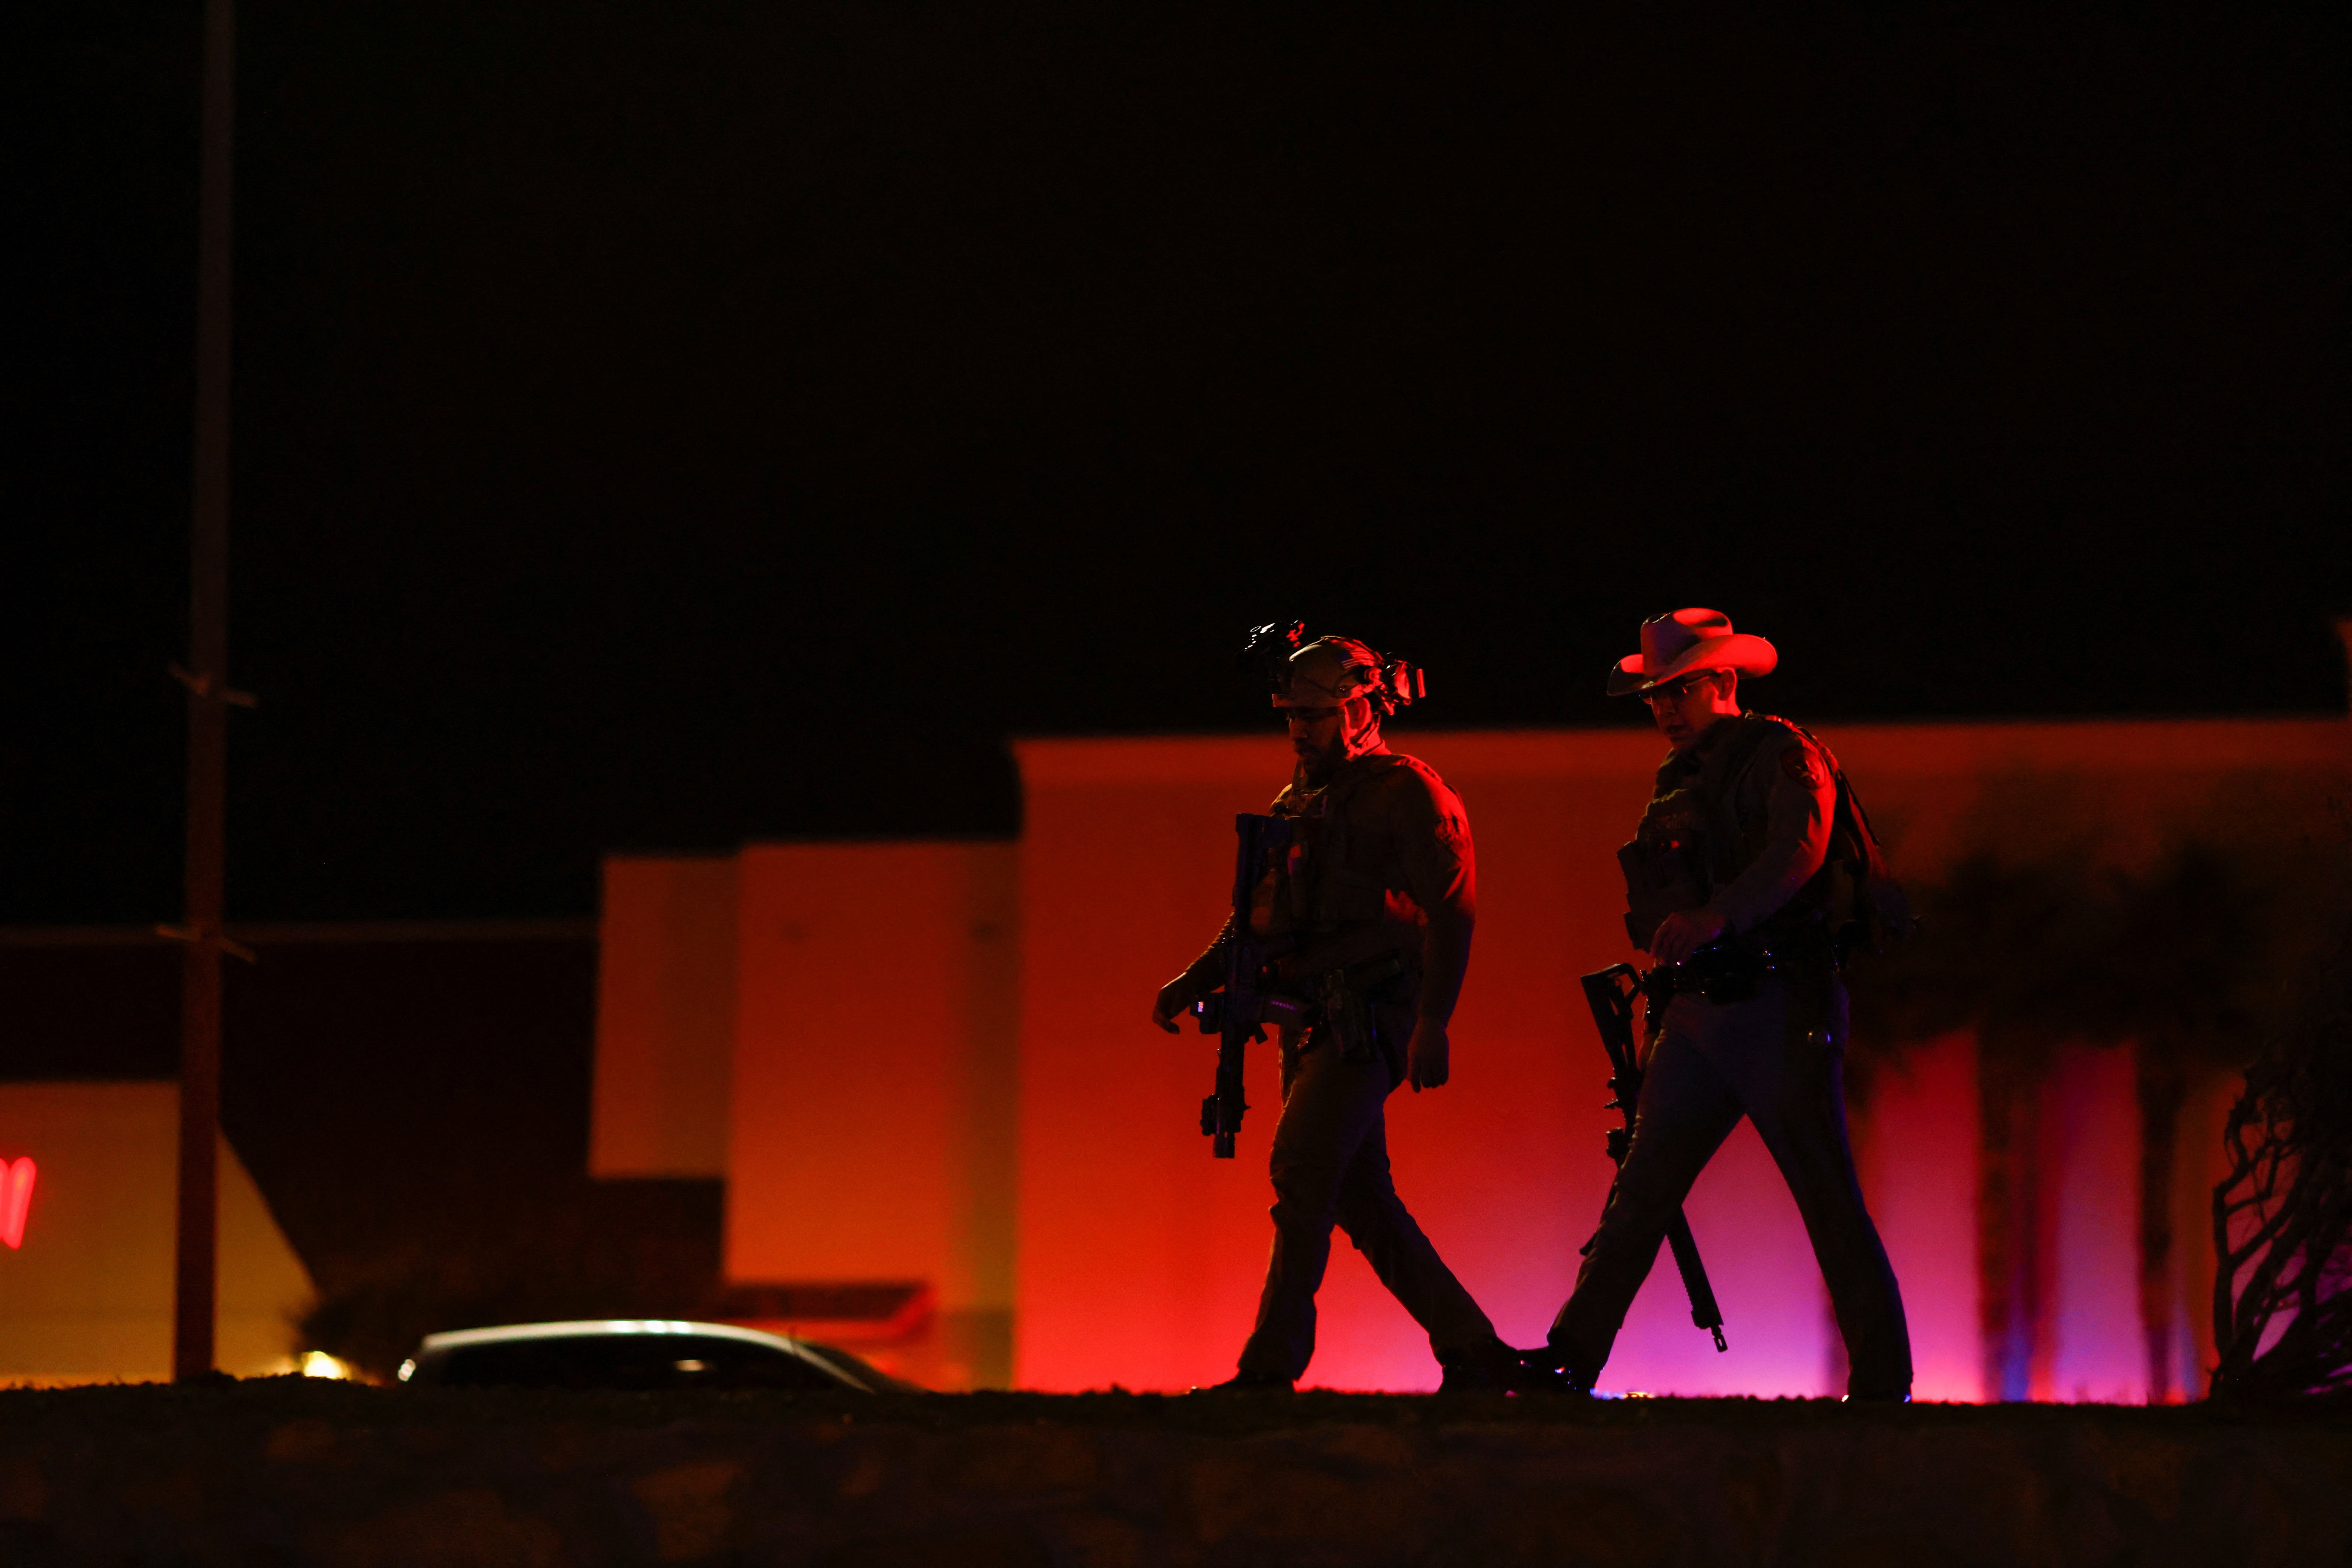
[417,1320,801,1354]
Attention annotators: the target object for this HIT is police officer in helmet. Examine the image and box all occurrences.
[1541,609,1914,1400]
[1152,629,1529,1392]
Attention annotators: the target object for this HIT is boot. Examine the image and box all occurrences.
[1514,1340,1596,1397]
[1436,1338,1553,1394]
[1188,1368,1295,1394]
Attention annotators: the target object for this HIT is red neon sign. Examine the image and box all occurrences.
[2,1159,35,1249]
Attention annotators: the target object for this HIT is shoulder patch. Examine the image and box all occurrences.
[1374,751,1470,825]
[1375,751,1450,795]
[1780,744,1824,788]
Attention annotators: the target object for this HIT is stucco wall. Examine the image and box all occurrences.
[0,1083,315,1383]
[1011,718,2347,1396]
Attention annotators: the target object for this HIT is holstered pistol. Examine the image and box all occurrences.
[1315,968,1378,1065]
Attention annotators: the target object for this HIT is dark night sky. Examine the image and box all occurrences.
[6,3,2347,925]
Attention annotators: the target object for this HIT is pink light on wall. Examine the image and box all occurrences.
[969,719,2352,1396]
[1,1158,35,1249]
[2043,1043,2147,1403]
[1860,1034,1984,1403]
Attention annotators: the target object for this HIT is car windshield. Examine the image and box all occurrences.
[792,1339,921,1393]
[429,1332,845,1392]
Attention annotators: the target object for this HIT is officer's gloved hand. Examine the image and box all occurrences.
[1151,975,1198,1034]
[1650,907,1729,967]
[1406,1019,1450,1092]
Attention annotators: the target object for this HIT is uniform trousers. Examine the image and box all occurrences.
[1236,1009,1498,1381]
[1547,969,1913,1397]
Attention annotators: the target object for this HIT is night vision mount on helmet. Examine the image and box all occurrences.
[1239,620,1308,680]
[1240,620,1427,716]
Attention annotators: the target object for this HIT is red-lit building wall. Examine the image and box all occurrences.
[0,1084,315,1383]
[725,842,1019,1388]
[593,855,740,1179]
[595,844,1019,1388]
[1011,720,2346,1397]
[591,717,2344,1398]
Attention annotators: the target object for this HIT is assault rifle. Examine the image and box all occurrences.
[1192,812,1309,1158]
[1581,963,1728,1352]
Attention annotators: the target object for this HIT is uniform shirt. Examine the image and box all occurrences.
[1268,746,1474,930]
[1188,741,1477,1024]
[1634,712,1835,939]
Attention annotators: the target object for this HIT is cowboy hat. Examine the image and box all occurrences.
[1606,608,1778,697]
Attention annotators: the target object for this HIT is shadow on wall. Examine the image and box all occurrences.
[0,1083,314,1383]
[2212,908,2352,1401]
[0,933,729,1382]
[1849,815,2349,1403]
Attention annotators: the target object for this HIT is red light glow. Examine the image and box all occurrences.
[1006,723,2344,1397]
[1,1158,34,1249]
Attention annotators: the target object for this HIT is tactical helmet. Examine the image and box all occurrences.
[1238,621,1425,717]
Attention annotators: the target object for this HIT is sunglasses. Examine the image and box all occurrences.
[1641,672,1722,706]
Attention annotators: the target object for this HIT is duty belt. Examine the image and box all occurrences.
[1307,951,1415,1066]
[1643,924,1832,1006]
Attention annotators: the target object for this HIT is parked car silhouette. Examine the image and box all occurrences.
[396,1320,918,1392]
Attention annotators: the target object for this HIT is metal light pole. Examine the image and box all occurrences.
[169,0,252,1381]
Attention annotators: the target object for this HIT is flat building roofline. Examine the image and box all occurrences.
[0,919,597,949]
[1011,714,2351,786]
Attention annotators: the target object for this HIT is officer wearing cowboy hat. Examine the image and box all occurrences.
[1541,609,1914,1399]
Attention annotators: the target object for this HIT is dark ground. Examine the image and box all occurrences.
[8,1376,2351,1435]
[3,1381,2349,1566]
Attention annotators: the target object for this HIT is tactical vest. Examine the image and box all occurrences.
[1618,713,1909,960]
[1243,750,1446,976]
[1263,752,1415,934]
